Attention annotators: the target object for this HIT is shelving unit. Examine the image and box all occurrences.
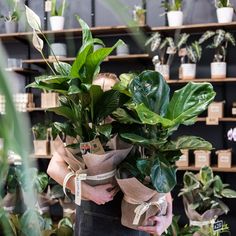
[178,165,236,173]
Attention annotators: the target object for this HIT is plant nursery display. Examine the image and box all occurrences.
[161,0,183,26]
[179,166,236,235]
[145,32,189,80]
[215,0,234,23]
[112,71,215,229]
[199,29,236,79]
[50,0,67,30]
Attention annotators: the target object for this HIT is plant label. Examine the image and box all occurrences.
[166,47,176,55]
[45,1,52,12]
[213,220,223,232]
[80,138,105,155]
[206,117,219,125]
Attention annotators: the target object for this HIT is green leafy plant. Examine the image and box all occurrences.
[199,29,236,62]
[133,5,146,16]
[25,6,127,144]
[163,215,200,236]
[145,32,189,65]
[179,166,236,215]
[0,0,20,22]
[51,0,67,17]
[184,41,202,64]
[32,123,49,140]
[161,0,182,11]
[215,0,233,8]
[113,70,216,193]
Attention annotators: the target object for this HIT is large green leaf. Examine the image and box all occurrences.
[53,62,72,76]
[199,166,214,186]
[221,188,236,198]
[137,159,154,176]
[161,136,213,151]
[135,103,175,127]
[35,75,71,84]
[129,70,170,116]
[165,82,216,125]
[112,108,142,124]
[150,158,177,193]
[112,73,134,96]
[84,39,124,84]
[96,124,112,138]
[77,17,93,46]
[48,106,76,121]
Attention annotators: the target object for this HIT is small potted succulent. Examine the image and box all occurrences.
[145,32,189,80]
[179,166,236,235]
[215,0,234,23]
[132,5,146,26]
[199,29,236,79]
[161,0,183,27]
[180,41,202,80]
[50,0,67,30]
[0,0,20,33]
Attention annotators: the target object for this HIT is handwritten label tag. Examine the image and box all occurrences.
[206,117,219,125]
[213,220,223,232]
[45,0,52,12]
[80,138,105,155]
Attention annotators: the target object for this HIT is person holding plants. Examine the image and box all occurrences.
[47,75,173,236]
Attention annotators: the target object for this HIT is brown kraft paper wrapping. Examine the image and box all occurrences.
[183,196,226,236]
[116,177,168,230]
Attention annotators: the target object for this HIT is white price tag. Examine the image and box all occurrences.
[206,117,219,125]
[45,0,52,12]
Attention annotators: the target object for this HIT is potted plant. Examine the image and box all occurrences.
[133,5,146,26]
[112,70,215,229]
[50,0,67,30]
[161,0,183,26]
[199,29,236,79]
[0,0,20,33]
[179,166,236,234]
[215,0,234,23]
[145,32,189,80]
[32,123,50,156]
[180,41,202,80]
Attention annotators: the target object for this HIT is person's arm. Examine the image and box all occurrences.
[47,151,118,205]
[138,192,173,236]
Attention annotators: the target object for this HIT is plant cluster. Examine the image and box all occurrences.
[179,166,236,214]
[133,5,146,16]
[199,29,236,62]
[51,0,67,17]
[145,32,189,65]
[215,0,233,8]
[161,0,183,11]
[113,71,215,193]
[0,0,20,22]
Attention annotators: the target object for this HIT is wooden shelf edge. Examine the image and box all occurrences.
[177,165,236,173]
[30,154,52,159]
[167,78,236,83]
[197,117,236,122]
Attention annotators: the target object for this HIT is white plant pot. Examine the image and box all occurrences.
[50,43,67,57]
[116,44,129,55]
[155,64,170,80]
[211,62,226,79]
[181,63,196,80]
[216,7,234,23]
[50,16,65,31]
[167,11,183,26]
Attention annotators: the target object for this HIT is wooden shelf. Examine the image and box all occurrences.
[0,25,150,41]
[152,21,236,34]
[167,78,236,84]
[22,54,151,65]
[31,154,52,159]
[27,108,47,112]
[178,165,236,173]
[197,117,236,122]
[5,68,38,75]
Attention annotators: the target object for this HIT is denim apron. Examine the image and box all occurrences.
[74,192,149,236]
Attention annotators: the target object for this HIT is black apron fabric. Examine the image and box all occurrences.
[74,192,149,236]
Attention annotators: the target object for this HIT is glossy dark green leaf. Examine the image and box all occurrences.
[112,73,134,96]
[135,103,174,127]
[165,82,216,125]
[137,159,153,176]
[161,136,213,151]
[34,172,48,193]
[112,108,141,124]
[48,106,75,121]
[96,124,112,138]
[130,70,170,116]
[77,17,93,46]
[34,75,71,84]
[151,158,177,193]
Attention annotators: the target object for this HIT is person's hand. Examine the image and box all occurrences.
[138,213,172,236]
[85,183,119,205]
